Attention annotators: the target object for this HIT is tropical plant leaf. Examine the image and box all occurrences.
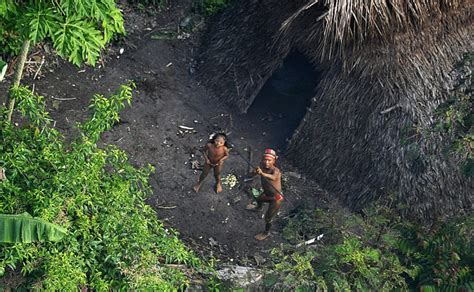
[1,0,124,66]
[50,15,104,65]
[0,0,16,17]
[101,5,125,42]
[21,3,61,44]
[0,213,67,243]
[464,282,474,291]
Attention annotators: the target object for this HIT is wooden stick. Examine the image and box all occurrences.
[247,146,253,174]
[33,56,45,80]
[156,205,177,209]
[50,96,77,101]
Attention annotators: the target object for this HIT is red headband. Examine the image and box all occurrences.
[264,148,277,160]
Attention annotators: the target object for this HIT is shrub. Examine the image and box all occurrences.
[397,216,474,290]
[269,199,474,291]
[0,0,125,65]
[270,206,407,291]
[0,83,209,289]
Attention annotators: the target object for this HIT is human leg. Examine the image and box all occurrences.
[264,199,282,233]
[255,198,283,241]
[193,163,211,192]
[245,193,272,211]
[213,163,223,193]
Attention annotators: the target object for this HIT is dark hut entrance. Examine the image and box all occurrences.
[245,52,320,150]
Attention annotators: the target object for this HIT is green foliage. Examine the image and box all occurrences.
[281,207,346,246]
[0,84,211,289]
[397,215,474,290]
[80,83,133,142]
[434,52,474,176]
[251,187,263,198]
[40,251,87,291]
[270,236,407,291]
[269,196,474,291]
[192,0,233,16]
[270,248,320,290]
[0,213,67,243]
[0,0,125,65]
[271,204,407,291]
[319,237,407,291]
[0,6,22,54]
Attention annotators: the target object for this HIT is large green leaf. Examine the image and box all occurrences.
[0,0,16,17]
[0,213,67,243]
[22,3,61,44]
[51,15,104,65]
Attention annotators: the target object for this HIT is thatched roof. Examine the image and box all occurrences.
[199,0,474,219]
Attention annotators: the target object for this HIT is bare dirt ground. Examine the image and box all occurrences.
[1,1,339,266]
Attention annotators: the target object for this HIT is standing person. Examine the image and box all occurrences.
[246,149,283,241]
[193,133,230,193]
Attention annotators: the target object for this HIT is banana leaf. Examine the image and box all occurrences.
[0,213,67,243]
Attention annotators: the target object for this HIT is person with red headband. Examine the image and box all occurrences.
[246,148,284,241]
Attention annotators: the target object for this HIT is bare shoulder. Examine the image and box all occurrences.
[273,167,282,176]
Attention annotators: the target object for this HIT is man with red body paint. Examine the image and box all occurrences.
[246,149,284,241]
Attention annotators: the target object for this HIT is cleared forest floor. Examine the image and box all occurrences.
[0,0,344,265]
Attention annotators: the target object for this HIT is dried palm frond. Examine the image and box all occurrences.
[319,0,473,58]
[279,0,473,59]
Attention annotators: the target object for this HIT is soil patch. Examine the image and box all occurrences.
[0,1,342,265]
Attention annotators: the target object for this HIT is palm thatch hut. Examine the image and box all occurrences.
[199,0,474,219]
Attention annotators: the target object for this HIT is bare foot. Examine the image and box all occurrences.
[193,183,201,193]
[255,232,270,241]
[216,182,223,193]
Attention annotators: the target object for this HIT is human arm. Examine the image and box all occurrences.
[256,168,283,201]
[199,144,211,165]
[256,167,281,182]
[217,147,230,165]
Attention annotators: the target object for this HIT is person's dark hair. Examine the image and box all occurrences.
[209,132,232,148]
